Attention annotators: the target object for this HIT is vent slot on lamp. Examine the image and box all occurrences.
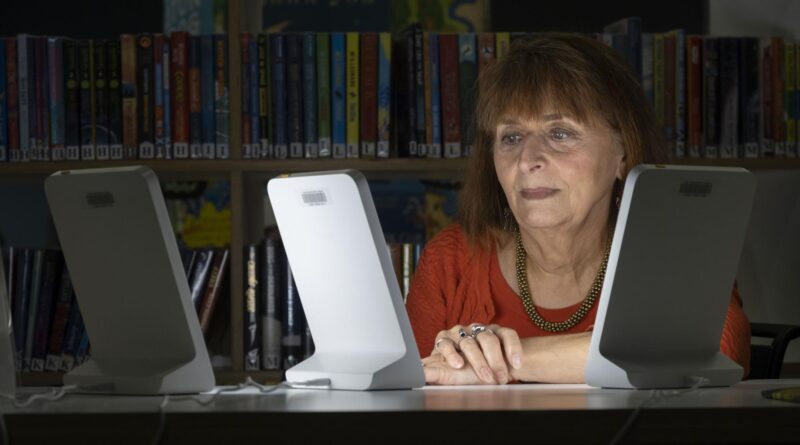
[679,182,712,197]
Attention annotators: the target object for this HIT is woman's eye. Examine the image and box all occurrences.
[550,128,574,141]
[500,134,522,145]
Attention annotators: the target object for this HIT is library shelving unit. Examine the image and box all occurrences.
[7,0,800,387]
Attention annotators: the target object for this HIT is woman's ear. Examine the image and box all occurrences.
[616,155,626,180]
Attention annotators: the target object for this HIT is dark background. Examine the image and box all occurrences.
[0,0,706,38]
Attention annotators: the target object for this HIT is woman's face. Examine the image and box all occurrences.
[493,112,625,232]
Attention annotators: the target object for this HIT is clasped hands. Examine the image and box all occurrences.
[422,323,522,385]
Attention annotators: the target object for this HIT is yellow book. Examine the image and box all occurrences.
[346,32,360,158]
[495,32,510,60]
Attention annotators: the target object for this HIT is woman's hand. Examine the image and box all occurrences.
[427,323,523,384]
[421,353,485,385]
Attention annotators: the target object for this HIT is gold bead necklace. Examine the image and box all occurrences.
[514,230,610,332]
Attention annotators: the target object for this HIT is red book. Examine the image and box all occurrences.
[360,32,378,157]
[477,32,496,74]
[438,33,461,158]
[170,31,190,159]
[198,249,230,334]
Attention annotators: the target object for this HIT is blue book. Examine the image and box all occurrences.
[428,32,442,158]
[270,34,288,159]
[201,35,216,159]
[213,35,229,159]
[154,38,166,159]
[0,39,6,161]
[330,32,346,159]
[12,249,32,371]
[302,32,318,158]
[249,37,260,159]
[59,297,85,372]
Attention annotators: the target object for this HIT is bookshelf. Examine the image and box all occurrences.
[4,0,800,386]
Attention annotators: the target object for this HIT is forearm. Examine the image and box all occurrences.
[510,332,591,383]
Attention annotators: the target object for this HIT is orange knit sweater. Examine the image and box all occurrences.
[406,224,751,378]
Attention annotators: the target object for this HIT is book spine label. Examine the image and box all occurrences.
[428,32,442,158]
[257,34,269,158]
[214,35,229,159]
[107,39,123,159]
[330,33,346,158]
[78,39,96,160]
[137,35,154,159]
[47,38,66,161]
[121,34,138,159]
[345,32,359,158]
[377,32,392,158]
[439,34,461,158]
[360,32,377,158]
[270,33,288,159]
[189,35,203,159]
[303,32,319,158]
[316,32,331,157]
[94,39,110,160]
[286,33,304,159]
[170,32,190,159]
[200,35,216,159]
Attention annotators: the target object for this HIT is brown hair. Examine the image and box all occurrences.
[458,33,668,247]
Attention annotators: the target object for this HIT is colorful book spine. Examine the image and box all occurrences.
[771,37,785,156]
[153,34,166,159]
[257,33,269,158]
[703,37,720,158]
[244,244,260,371]
[23,250,44,370]
[214,34,229,159]
[423,31,433,157]
[458,33,477,157]
[78,39,96,160]
[330,33,346,159]
[672,29,686,158]
[662,33,676,154]
[59,290,85,372]
[241,33,252,159]
[739,37,760,159]
[653,34,664,138]
[280,247,303,370]
[641,33,654,106]
[162,39,172,159]
[17,35,32,162]
[248,36,260,159]
[170,31,190,159]
[261,230,282,370]
[188,35,203,159]
[30,250,61,372]
[107,39,124,159]
[396,26,417,157]
[759,37,773,157]
[719,37,739,159]
[477,32,496,74]
[47,37,65,161]
[496,32,510,60]
[200,34,216,159]
[286,33,304,159]
[45,266,73,372]
[11,249,32,370]
[786,42,796,157]
[198,249,229,334]
[360,32,377,158]
[94,39,110,160]
[428,31,442,158]
[270,33,288,159]
[137,35,155,159]
[439,33,461,158]
[303,32,319,158]
[5,38,19,162]
[120,34,138,159]
[0,40,5,161]
[316,32,331,157]
[413,26,426,157]
[377,32,392,158]
[345,32,360,158]
[63,39,80,161]
[33,37,48,161]
[686,35,702,158]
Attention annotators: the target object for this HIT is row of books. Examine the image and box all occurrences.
[3,246,230,373]
[0,32,230,163]
[600,17,799,158]
[243,229,424,371]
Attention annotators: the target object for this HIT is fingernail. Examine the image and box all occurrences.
[480,367,495,383]
[512,354,522,369]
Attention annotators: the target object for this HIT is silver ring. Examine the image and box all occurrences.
[458,327,468,338]
[470,324,490,337]
[434,337,452,351]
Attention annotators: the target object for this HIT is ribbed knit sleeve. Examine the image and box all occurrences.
[721,285,751,378]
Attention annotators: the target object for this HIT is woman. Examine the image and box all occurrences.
[405,34,750,385]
